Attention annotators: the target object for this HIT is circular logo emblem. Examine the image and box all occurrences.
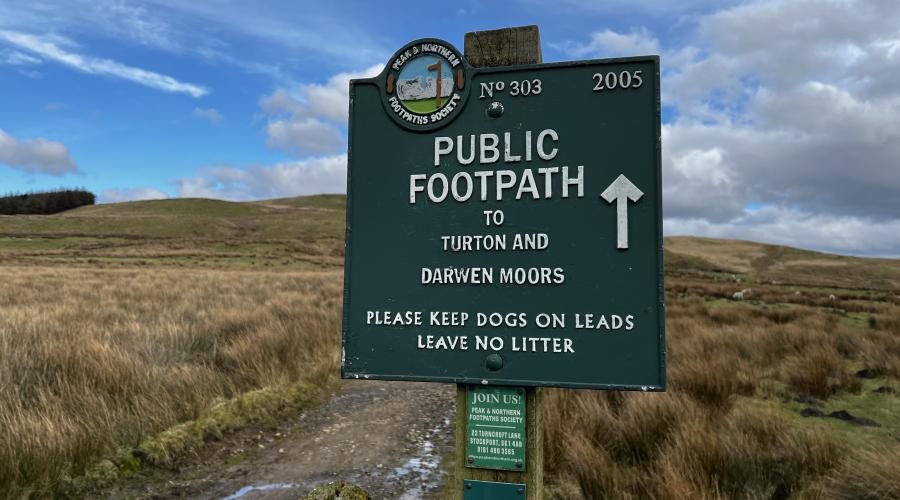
[382,38,469,131]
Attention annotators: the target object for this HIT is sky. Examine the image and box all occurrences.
[1,0,899,257]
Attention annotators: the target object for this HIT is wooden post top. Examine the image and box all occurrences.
[464,25,542,68]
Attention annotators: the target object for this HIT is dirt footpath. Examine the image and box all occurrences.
[101,381,457,499]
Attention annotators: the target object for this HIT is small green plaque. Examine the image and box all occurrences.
[464,479,526,499]
[466,386,526,470]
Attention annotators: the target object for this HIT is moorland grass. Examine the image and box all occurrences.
[0,266,343,498]
[544,277,900,499]
[2,197,899,498]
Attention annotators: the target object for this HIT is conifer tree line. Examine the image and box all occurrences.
[0,189,96,215]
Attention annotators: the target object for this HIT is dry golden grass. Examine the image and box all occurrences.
[544,277,900,499]
[0,265,342,498]
[3,198,899,500]
[4,266,898,499]
[816,446,900,499]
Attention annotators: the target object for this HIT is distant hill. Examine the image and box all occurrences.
[1,194,898,289]
[0,194,345,269]
[0,194,345,240]
[666,236,900,290]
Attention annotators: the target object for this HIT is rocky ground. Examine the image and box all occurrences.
[98,381,457,499]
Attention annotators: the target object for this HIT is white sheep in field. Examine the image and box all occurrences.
[732,288,752,300]
[829,294,837,301]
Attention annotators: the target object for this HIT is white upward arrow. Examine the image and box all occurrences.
[600,174,644,249]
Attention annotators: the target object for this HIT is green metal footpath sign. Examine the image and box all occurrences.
[466,386,526,470]
[342,38,665,390]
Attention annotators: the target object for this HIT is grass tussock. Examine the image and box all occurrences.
[0,266,342,498]
[816,446,900,499]
[546,391,841,499]
[782,346,860,399]
[545,277,900,499]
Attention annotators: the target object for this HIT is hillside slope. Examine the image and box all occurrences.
[666,236,900,290]
[0,195,345,268]
[1,194,898,289]
[0,194,345,239]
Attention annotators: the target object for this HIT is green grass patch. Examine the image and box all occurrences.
[400,97,446,114]
[135,382,331,465]
[204,241,289,255]
[839,311,871,329]
[74,255,319,269]
[67,380,339,496]
[745,377,900,450]
[69,198,264,218]
[256,194,346,210]
[707,297,803,312]
[0,236,109,251]
[6,254,321,270]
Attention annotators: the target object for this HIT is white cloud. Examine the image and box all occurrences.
[0,1,182,53]
[663,142,743,222]
[177,154,347,200]
[0,1,354,84]
[0,29,208,97]
[0,1,289,81]
[259,88,304,116]
[138,0,389,67]
[192,107,223,125]
[551,28,659,58]
[177,65,378,202]
[555,1,900,255]
[90,1,180,52]
[298,66,384,124]
[258,64,382,155]
[0,48,41,65]
[665,206,900,258]
[265,118,343,155]
[99,187,168,203]
[0,128,77,175]
[525,0,743,16]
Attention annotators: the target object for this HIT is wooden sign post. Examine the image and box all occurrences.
[455,26,545,500]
